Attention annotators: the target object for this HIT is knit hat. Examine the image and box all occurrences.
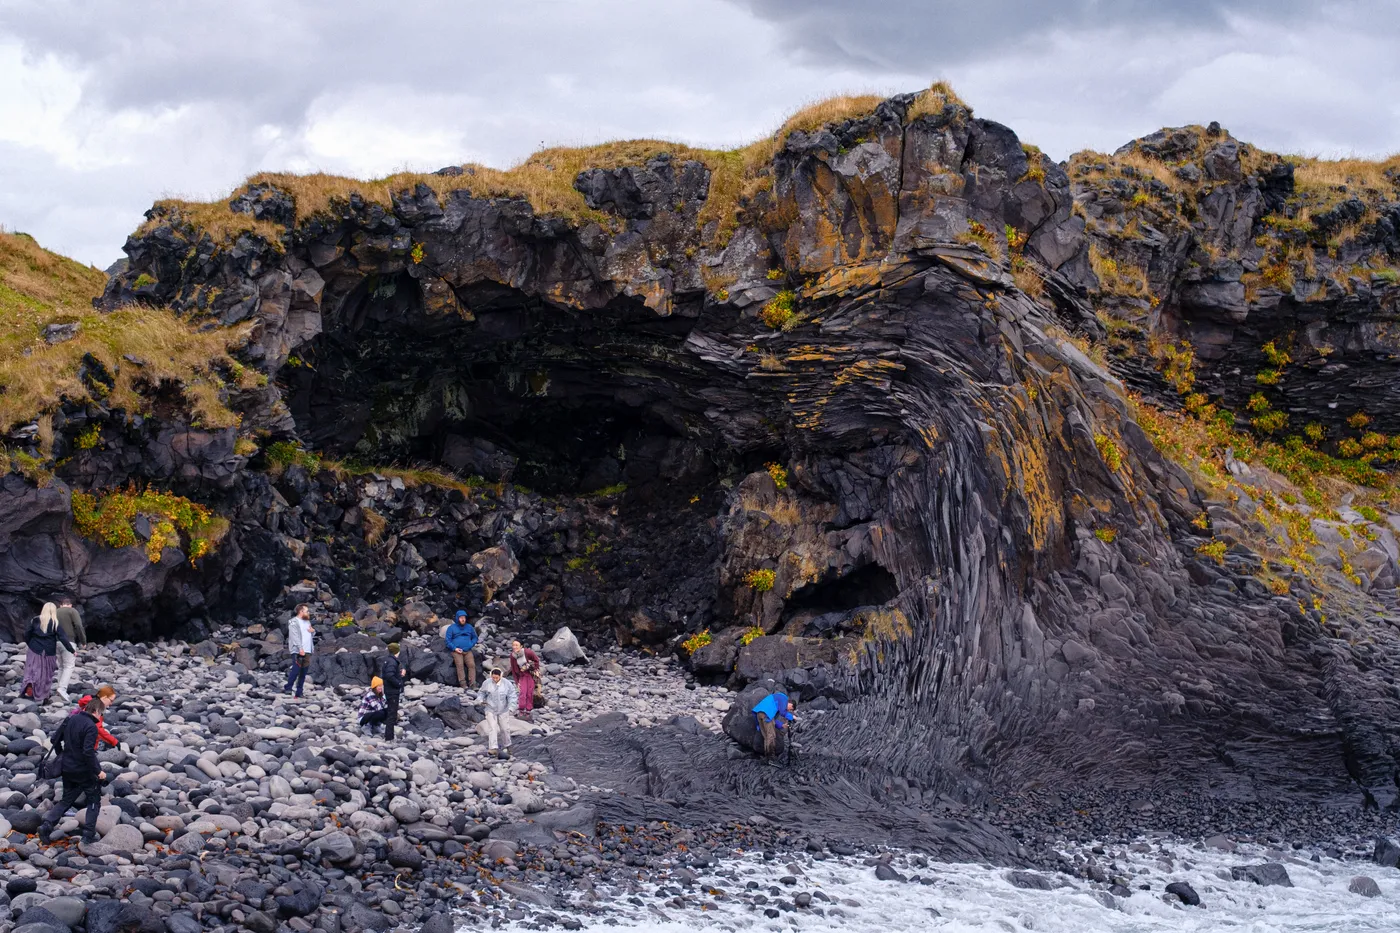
[371,676,383,690]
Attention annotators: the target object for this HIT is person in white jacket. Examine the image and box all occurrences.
[475,668,518,758]
[283,604,315,698]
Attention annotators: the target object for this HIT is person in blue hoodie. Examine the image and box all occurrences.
[751,691,796,759]
[445,610,479,689]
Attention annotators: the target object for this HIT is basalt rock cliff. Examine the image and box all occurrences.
[7,88,1400,811]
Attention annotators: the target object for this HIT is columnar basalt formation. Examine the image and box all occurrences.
[4,88,1400,810]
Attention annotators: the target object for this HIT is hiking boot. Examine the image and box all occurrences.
[501,748,512,759]
[37,824,53,845]
[81,832,99,845]
[488,749,499,759]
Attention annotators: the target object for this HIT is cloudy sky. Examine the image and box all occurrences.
[2,0,1396,269]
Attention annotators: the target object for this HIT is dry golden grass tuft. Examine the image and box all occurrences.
[906,81,969,122]
[1012,259,1047,299]
[1290,154,1400,194]
[0,232,249,431]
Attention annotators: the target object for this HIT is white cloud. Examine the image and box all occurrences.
[0,1,1394,268]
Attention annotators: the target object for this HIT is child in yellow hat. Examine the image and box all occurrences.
[359,677,388,735]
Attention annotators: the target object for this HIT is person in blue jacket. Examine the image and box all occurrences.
[752,691,796,758]
[445,610,479,689]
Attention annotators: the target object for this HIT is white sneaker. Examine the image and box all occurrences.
[57,691,70,703]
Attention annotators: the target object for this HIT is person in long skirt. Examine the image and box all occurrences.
[508,640,541,720]
[20,603,74,702]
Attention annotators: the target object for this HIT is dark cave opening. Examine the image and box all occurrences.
[782,563,902,629]
[279,273,724,495]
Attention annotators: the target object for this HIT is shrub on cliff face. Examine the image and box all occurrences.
[265,441,321,472]
[746,569,776,592]
[71,486,224,562]
[1094,433,1123,472]
[681,629,711,655]
[759,291,796,329]
[738,625,765,647]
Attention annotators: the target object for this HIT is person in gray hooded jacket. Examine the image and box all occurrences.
[475,668,518,758]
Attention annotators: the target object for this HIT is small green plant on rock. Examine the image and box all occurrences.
[765,462,789,489]
[1094,527,1118,543]
[589,483,627,497]
[760,290,796,329]
[681,629,712,654]
[410,242,425,264]
[75,424,101,450]
[957,220,1001,259]
[1196,540,1227,565]
[1094,433,1123,472]
[746,568,776,592]
[265,441,321,472]
[1261,340,1292,367]
[739,626,765,647]
[11,450,53,487]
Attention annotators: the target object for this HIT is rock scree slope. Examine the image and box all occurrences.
[4,86,1400,817]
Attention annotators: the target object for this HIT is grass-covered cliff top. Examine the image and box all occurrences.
[0,230,251,435]
[140,84,969,248]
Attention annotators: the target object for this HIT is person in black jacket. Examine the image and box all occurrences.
[378,643,408,741]
[38,696,107,844]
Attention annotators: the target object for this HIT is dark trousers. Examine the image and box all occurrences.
[284,655,308,695]
[42,773,102,837]
[359,709,389,731]
[383,690,401,740]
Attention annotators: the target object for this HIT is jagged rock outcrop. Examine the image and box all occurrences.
[1073,123,1400,435]
[4,88,1398,811]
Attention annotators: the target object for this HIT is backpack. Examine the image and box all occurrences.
[38,720,66,779]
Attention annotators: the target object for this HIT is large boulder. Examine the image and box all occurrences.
[432,695,482,731]
[470,545,518,601]
[721,679,782,753]
[542,627,587,665]
[1230,863,1293,887]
